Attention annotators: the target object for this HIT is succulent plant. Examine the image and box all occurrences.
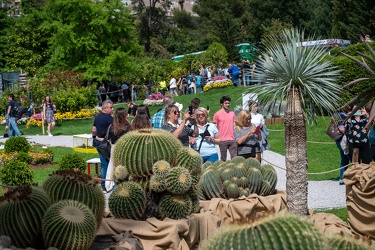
[42,170,105,226]
[213,160,224,167]
[247,167,263,194]
[159,194,192,219]
[239,176,248,188]
[220,168,235,181]
[113,129,183,176]
[149,175,167,193]
[0,185,50,248]
[234,163,247,178]
[113,165,129,185]
[109,182,146,219]
[202,161,214,170]
[175,148,203,174]
[42,200,97,250]
[200,213,325,250]
[200,169,226,199]
[326,235,371,250]
[166,166,192,195]
[152,160,171,177]
[130,175,150,191]
[245,157,261,170]
[231,156,246,165]
[225,183,240,199]
[230,176,240,186]
[239,189,249,197]
[262,167,278,193]
[259,180,272,196]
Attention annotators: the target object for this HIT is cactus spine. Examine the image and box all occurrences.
[108,182,146,220]
[166,166,192,194]
[42,170,105,226]
[42,200,97,250]
[200,213,325,250]
[159,194,192,219]
[113,129,183,176]
[175,148,203,174]
[0,185,50,248]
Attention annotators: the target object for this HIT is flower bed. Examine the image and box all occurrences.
[143,93,164,106]
[203,76,233,92]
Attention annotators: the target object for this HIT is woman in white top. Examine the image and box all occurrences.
[248,100,269,153]
[169,76,178,97]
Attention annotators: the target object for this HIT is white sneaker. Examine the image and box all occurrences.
[48,133,53,137]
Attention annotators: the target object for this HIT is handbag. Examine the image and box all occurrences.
[97,125,112,159]
[325,115,343,141]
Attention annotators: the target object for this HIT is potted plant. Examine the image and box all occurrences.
[0,160,34,194]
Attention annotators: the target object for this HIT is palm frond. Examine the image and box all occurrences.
[245,28,341,122]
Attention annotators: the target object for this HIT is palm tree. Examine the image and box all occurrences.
[246,29,341,215]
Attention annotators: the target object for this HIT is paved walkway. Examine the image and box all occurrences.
[0,135,346,210]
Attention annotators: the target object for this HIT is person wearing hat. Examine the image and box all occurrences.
[344,107,371,164]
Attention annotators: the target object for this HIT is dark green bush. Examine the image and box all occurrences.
[4,137,31,154]
[16,152,31,164]
[0,160,34,186]
[58,153,86,172]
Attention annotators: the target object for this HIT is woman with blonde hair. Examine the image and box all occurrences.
[234,110,261,161]
[192,107,221,163]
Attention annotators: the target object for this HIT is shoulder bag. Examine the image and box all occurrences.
[97,125,112,159]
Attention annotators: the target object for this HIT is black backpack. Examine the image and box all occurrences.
[13,102,25,119]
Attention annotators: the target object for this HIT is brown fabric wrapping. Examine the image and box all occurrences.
[200,191,287,225]
[97,211,220,250]
[97,192,286,249]
[344,162,375,240]
[310,212,352,237]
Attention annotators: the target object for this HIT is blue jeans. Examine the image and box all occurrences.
[96,148,109,190]
[202,154,218,163]
[8,117,21,137]
[196,86,203,93]
[232,74,240,86]
[132,91,137,101]
[336,139,350,180]
[244,73,250,86]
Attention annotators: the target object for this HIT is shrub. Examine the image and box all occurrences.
[4,137,31,154]
[57,153,86,172]
[0,160,34,186]
[16,152,31,164]
[28,149,54,164]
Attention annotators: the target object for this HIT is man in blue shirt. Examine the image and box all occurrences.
[151,96,174,128]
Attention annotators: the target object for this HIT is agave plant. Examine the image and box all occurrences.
[340,37,375,124]
[245,28,341,215]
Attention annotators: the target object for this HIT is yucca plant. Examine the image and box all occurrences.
[246,28,341,215]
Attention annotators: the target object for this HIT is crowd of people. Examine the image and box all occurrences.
[332,104,375,185]
[92,95,270,193]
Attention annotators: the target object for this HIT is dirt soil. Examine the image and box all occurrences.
[30,163,55,170]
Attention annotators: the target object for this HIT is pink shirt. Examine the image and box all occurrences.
[213,109,236,141]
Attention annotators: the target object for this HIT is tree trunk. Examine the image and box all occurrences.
[284,87,308,215]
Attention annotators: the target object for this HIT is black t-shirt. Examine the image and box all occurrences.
[93,112,114,138]
[162,123,194,147]
[109,124,130,144]
[128,105,138,117]
[7,100,16,117]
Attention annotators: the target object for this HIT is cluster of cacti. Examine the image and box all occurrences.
[0,185,51,248]
[42,200,97,250]
[200,213,325,250]
[326,235,371,250]
[199,156,277,200]
[111,129,203,220]
[42,170,105,226]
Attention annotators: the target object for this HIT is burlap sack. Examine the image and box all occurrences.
[344,162,375,240]
[200,191,287,225]
[310,212,352,237]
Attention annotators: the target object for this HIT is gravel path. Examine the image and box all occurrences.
[0,135,346,210]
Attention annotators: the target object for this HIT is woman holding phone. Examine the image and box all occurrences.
[234,110,261,161]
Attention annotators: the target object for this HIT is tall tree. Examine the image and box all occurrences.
[246,29,341,215]
[0,8,13,71]
[40,0,141,81]
[332,0,375,41]
[131,0,171,52]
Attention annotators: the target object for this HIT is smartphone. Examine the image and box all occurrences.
[207,106,210,111]
[254,125,261,133]
[189,106,193,115]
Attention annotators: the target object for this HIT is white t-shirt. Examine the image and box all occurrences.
[251,113,265,127]
[169,78,177,88]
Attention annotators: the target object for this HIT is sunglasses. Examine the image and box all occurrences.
[197,113,205,117]
[173,110,180,115]
[245,117,251,121]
